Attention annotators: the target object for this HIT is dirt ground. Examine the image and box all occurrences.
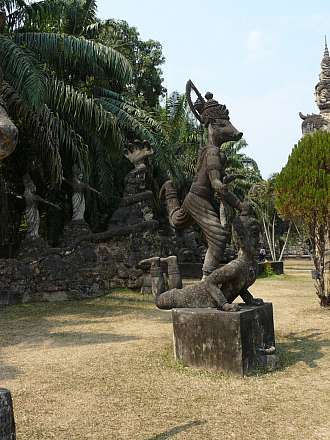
[0,274,329,440]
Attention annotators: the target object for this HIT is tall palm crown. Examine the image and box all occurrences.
[0,0,158,187]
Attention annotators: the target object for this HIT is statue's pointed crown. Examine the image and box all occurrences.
[194,92,229,122]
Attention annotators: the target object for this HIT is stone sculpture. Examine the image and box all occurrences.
[300,37,330,133]
[110,140,156,227]
[160,80,243,278]
[153,201,264,312]
[139,255,182,296]
[64,165,100,221]
[23,173,60,241]
[0,97,18,161]
[125,139,154,169]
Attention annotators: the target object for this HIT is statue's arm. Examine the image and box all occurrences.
[205,148,242,210]
[205,280,240,311]
[34,195,61,210]
[240,289,264,306]
[206,148,225,192]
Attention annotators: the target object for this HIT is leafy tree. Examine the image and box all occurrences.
[88,18,166,109]
[275,131,330,306]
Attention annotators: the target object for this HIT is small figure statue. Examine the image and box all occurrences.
[125,139,154,170]
[22,173,60,240]
[64,165,100,221]
[160,80,243,278]
[154,201,264,312]
[139,255,182,297]
[124,140,154,196]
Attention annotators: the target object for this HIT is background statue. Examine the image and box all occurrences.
[64,165,100,221]
[125,139,154,169]
[160,80,243,278]
[23,173,60,241]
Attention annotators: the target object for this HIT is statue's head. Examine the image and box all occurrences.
[23,173,36,193]
[125,140,154,167]
[198,92,243,146]
[186,80,243,147]
[233,202,260,257]
[72,164,83,181]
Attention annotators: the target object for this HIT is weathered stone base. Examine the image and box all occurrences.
[172,303,277,376]
[0,389,16,439]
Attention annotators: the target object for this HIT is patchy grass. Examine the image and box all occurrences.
[0,275,330,440]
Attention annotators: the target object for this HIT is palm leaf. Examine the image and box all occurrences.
[0,35,47,108]
[7,0,66,32]
[16,32,132,83]
[1,81,88,182]
[47,78,122,158]
[95,88,160,141]
[79,0,97,34]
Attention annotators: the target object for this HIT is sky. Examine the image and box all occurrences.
[97,0,330,178]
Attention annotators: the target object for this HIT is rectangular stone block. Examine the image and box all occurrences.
[0,388,16,440]
[172,303,276,375]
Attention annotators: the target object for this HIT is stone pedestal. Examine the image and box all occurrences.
[0,389,16,439]
[172,303,277,375]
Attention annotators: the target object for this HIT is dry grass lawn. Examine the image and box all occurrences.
[0,274,330,440]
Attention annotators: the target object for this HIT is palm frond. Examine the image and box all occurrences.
[7,0,66,32]
[79,0,97,34]
[47,78,122,158]
[0,0,26,16]
[1,81,88,182]
[0,35,47,108]
[95,88,160,141]
[16,32,132,83]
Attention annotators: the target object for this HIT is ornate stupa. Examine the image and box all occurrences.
[299,37,330,134]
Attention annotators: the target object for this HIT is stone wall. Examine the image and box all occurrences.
[0,228,164,306]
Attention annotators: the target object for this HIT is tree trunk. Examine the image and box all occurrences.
[262,216,276,261]
[0,99,18,161]
[309,219,329,307]
[278,222,292,262]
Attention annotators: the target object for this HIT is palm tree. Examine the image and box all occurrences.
[0,0,160,241]
[154,92,200,198]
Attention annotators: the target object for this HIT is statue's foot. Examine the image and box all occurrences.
[220,303,241,312]
[248,298,264,306]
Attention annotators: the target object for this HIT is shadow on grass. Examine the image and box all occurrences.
[48,331,139,347]
[0,362,22,380]
[277,330,330,369]
[146,420,206,440]
[0,291,159,325]
[0,291,159,378]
